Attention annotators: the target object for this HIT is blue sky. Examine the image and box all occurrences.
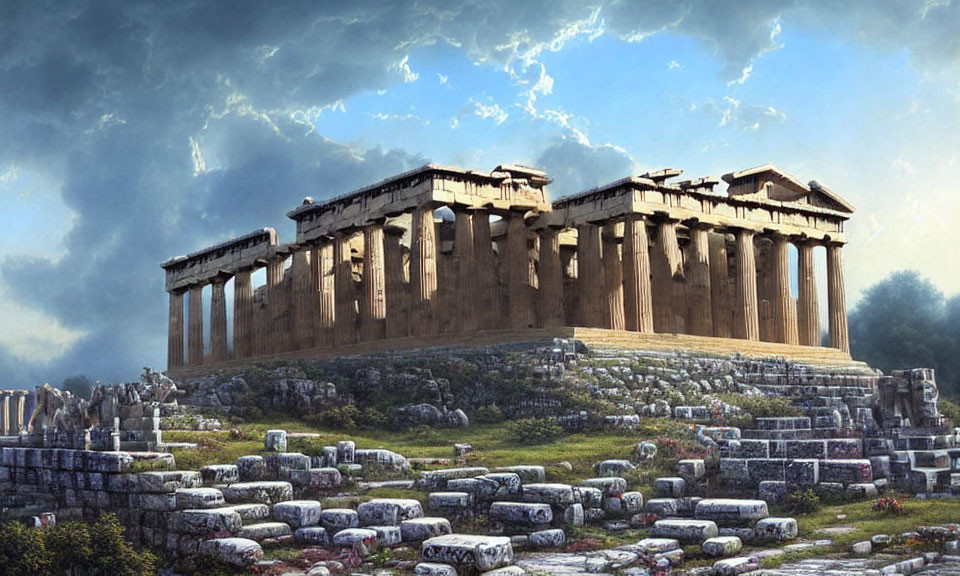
[0,0,958,387]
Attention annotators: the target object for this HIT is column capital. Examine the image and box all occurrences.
[681,218,713,231]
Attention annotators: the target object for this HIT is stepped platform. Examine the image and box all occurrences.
[167,327,868,379]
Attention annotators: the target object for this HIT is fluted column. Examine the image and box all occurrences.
[734,229,760,341]
[623,215,654,333]
[506,213,534,330]
[473,212,499,330]
[797,240,820,346]
[687,225,713,337]
[361,223,387,341]
[538,228,563,328]
[187,285,204,365]
[2,394,9,435]
[576,223,606,327]
[827,242,849,353]
[334,232,357,346]
[383,225,409,339]
[210,279,228,362]
[15,393,25,434]
[314,242,336,347]
[770,235,798,344]
[455,211,479,332]
[602,224,625,331]
[233,270,253,358]
[652,219,682,333]
[290,248,315,350]
[167,291,184,369]
[410,206,438,336]
[265,256,288,354]
[709,233,733,338]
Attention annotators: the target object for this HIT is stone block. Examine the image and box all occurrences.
[575,486,603,509]
[473,473,522,501]
[695,499,769,524]
[480,567,525,576]
[785,459,819,487]
[755,517,798,541]
[645,498,680,517]
[429,491,473,513]
[846,483,879,498]
[175,488,225,510]
[603,492,644,516]
[238,522,292,541]
[319,508,359,532]
[332,527,378,554]
[170,509,242,535]
[401,517,452,542]
[197,537,263,567]
[826,439,862,459]
[135,492,177,511]
[220,481,293,505]
[595,459,635,476]
[521,483,575,506]
[414,562,457,576]
[266,452,310,479]
[563,503,584,526]
[651,519,719,543]
[369,525,402,546]
[493,465,545,483]
[850,540,872,556]
[489,502,552,525]
[678,459,706,480]
[633,537,681,554]
[581,477,627,497]
[713,557,759,576]
[419,467,490,491]
[736,440,770,459]
[294,526,330,545]
[747,458,785,484]
[419,534,514,572]
[337,440,356,464]
[528,528,565,548]
[654,477,685,498]
[819,459,872,484]
[357,498,424,527]
[264,430,286,452]
[783,440,826,459]
[719,527,756,541]
[719,459,749,483]
[201,464,239,485]
[355,448,409,471]
[758,481,788,504]
[288,467,342,490]
[702,536,742,557]
[273,500,323,529]
[236,455,266,482]
[869,456,891,479]
[222,503,270,524]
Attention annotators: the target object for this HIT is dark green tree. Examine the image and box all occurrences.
[0,521,51,575]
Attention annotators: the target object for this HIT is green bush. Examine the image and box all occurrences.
[506,418,565,444]
[303,404,360,430]
[718,393,801,426]
[0,521,49,575]
[784,489,821,515]
[474,404,504,424]
[939,397,960,428]
[358,407,388,429]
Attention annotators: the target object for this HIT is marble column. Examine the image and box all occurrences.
[507,214,534,330]
[687,225,714,337]
[233,270,253,359]
[538,227,564,328]
[361,223,387,341]
[210,279,228,362]
[771,235,798,345]
[410,206,438,336]
[622,215,654,333]
[827,242,850,353]
[734,229,760,341]
[2,394,9,435]
[316,241,336,347]
[291,248,315,350]
[266,256,288,354]
[383,225,409,339]
[602,224,625,331]
[756,240,774,342]
[15,393,24,434]
[455,211,479,332]
[473,212,499,330]
[187,285,204,366]
[652,219,682,333]
[576,223,606,327]
[334,232,358,346]
[709,233,733,339]
[167,291,184,369]
[797,240,820,347]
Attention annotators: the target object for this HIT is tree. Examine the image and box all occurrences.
[61,374,94,400]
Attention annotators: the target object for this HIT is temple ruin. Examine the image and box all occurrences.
[161,163,854,371]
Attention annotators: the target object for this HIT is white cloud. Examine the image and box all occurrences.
[392,55,419,83]
[366,112,430,125]
[729,18,783,86]
[0,288,85,365]
[189,137,207,176]
[437,73,448,84]
[668,60,682,70]
[473,100,508,125]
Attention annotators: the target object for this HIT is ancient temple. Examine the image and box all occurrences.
[161,163,854,371]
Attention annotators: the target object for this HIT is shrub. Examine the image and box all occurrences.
[0,521,49,575]
[940,397,960,428]
[358,407,388,429]
[474,404,504,424]
[506,418,565,444]
[304,405,360,430]
[784,489,821,515]
[872,497,904,515]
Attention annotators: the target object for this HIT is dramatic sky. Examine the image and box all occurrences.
[1,0,959,388]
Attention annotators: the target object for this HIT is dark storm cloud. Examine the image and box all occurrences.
[0,0,956,388]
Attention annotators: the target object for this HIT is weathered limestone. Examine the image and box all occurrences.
[334,232,357,346]
[410,206,438,336]
[455,211,479,332]
[576,224,605,328]
[709,233,733,338]
[383,226,409,339]
[538,227,564,328]
[733,229,759,341]
[827,242,849,353]
[361,224,387,341]
[266,255,290,354]
[797,240,820,347]
[472,213,500,330]
[198,537,263,567]
[507,213,534,329]
[210,279,228,362]
[602,224,625,331]
[652,219,682,333]
[291,248,315,350]
[420,534,514,573]
[232,270,253,359]
[687,225,713,337]
[316,241,336,347]
[187,286,203,366]
[622,215,654,333]
[167,291,184,368]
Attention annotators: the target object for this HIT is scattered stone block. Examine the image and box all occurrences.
[201,464,239,485]
[170,509,242,535]
[713,557,759,576]
[198,537,263,567]
[595,459,635,476]
[702,536,742,557]
[294,526,330,545]
[221,481,293,505]
[357,498,424,526]
[695,499,769,524]
[288,467,342,490]
[138,470,202,492]
[755,517,798,541]
[481,567,525,576]
[677,459,706,480]
[651,519,719,543]
[429,491,473,513]
[401,517,453,542]
[576,486,603,509]
[521,483,575,506]
[332,528,378,554]
[847,483,879,498]
[851,540,872,556]
[419,534,514,572]
[320,508,359,532]
[236,455,266,482]
[528,528,565,548]
[239,522,293,541]
[175,487,224,510]
[633,537,680,554]
[493,465,545,483]
[273,500,323,529]
[419,467,490,491]
[221,503,270,524]
[337,440,356,464]
[472,473,522,501]
[369,525,402,546]
[654,477,685,498]
[603,492,644,515]
[719,527,755,541]
[581,477,627,497]
[264,430,286,452]
[414,563,457,576]
[645,498,680,516]
[489,502,552,525]
[563,503,584,526]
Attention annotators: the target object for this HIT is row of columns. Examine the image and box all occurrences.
[563,217,849,352]
[167,209,851,369]
[0,391,29,436]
